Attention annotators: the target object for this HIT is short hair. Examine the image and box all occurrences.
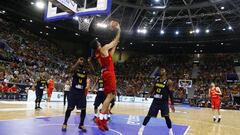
[89,39,99,50]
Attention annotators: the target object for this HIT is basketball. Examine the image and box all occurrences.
[110,21,119,30]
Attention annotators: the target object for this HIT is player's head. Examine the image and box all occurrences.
[160,68,166,76]
[90,39,101,50]
[211,82,215,87]
[78,57,85,65]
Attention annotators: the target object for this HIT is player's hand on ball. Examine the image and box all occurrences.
[110,21,120,30]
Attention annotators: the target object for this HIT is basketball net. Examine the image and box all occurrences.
[78,16,94,32]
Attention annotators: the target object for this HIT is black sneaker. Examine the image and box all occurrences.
[93,116,97,123]
[62,124,67,131]
[37,106,42,109]
[217,118,221,123]
[78,125,87,132]
[35,106,38,110]
[213,118,216,122]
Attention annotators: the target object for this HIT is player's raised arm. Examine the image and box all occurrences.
[70,57,84,73]
[102,21,121,56]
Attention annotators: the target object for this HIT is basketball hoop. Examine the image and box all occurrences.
[78,16,94,32]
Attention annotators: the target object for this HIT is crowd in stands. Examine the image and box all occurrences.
[0,17,240,110]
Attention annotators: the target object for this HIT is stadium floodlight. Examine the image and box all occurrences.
[73,16,79,21]
[222,28,226,31]
[137,29,148,34]
[151,44,154,46]
[96,23,108,28]
[175,31,179,35]
[221,6,225,10]
[228,26,232,30]
[205,29,210,33]
[195,28,200,34]
[36,1,45,9]
[160,30,165,35]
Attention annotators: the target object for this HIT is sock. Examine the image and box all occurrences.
[108,114,111,118]
[213,116,216,119]
[99,112,104,120]
[104,114,108,120]
[141,125,145,129]
[218,115,221,119]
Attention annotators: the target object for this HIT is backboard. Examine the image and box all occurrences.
[44,0,112,22]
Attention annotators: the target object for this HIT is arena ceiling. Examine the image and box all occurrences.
[0,0,240,53]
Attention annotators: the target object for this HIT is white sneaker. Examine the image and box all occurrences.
[169,129,174,135]
[138,127,144,135]
[76,109,81,113]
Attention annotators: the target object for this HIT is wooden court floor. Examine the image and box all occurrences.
[0,101,239,135]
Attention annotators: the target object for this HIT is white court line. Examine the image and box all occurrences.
[0,101,34,104]
[40,124,123,135]
[183,126,190,135]
[0,108,33,111]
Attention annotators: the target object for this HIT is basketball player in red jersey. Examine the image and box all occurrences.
[47,76,54,102]
[90,21,120,131]
[209,82,222,123]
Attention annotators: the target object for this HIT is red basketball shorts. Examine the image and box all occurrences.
[211,98,220,109]
[47,88,54,97]
[102,71,116,95]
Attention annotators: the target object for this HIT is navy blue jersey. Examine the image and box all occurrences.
[71,66,87,95]
[35,79,47,91]
[153,78,172,103]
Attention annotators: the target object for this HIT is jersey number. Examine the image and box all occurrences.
[156,88,161,93]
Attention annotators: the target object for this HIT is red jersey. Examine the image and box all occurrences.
[210,87,220,99]
[100,55,115,73]
[48,79,54,89]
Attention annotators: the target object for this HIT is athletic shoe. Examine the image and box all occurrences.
[62,124,67,131]
[213,118,216,122]
[35,106,38,110]
[78,125,87,132]
[95,118,105,131]
[138,127,144,135]
[102,119,109,131]
[217,118,221,123]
